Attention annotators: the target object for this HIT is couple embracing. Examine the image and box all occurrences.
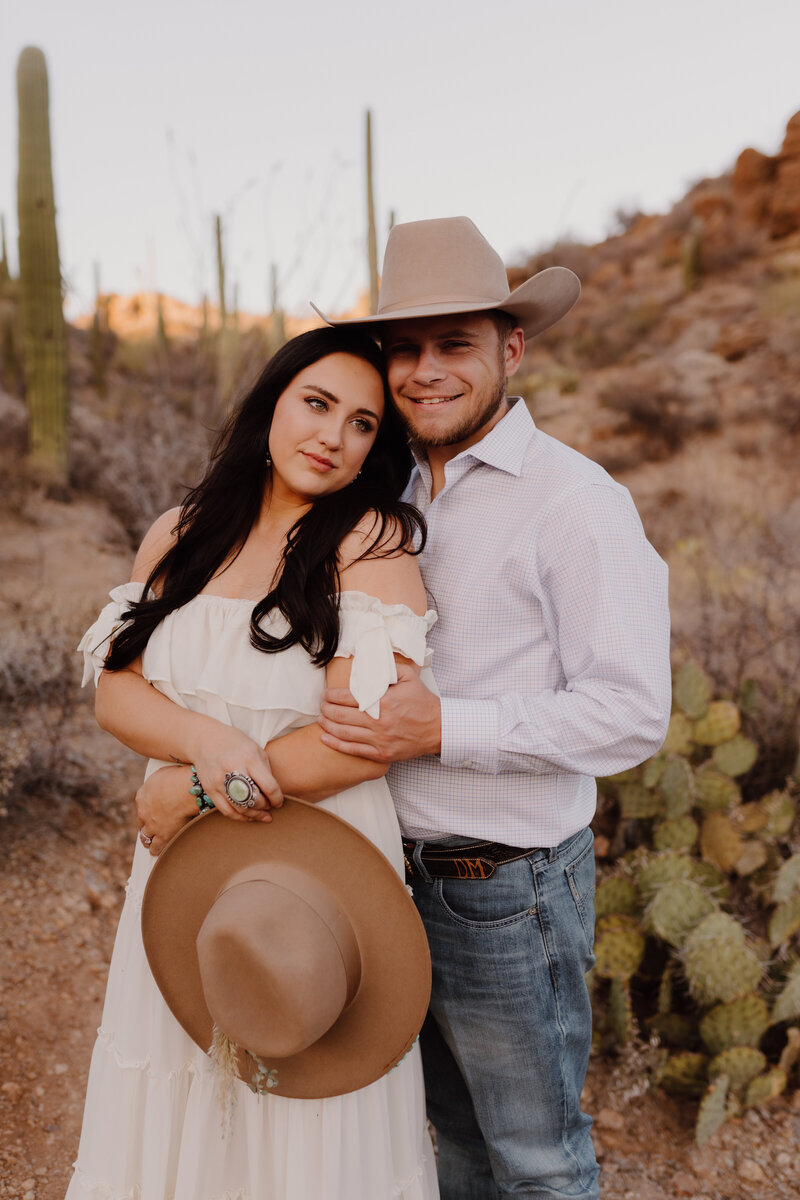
[67,217,671,1200]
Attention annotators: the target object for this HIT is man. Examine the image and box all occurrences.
[315,217,671,1199]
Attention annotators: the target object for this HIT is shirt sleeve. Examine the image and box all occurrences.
[439,484,671,777]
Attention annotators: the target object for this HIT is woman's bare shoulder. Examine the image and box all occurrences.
[130,506,182,583]
[338,511,426,615]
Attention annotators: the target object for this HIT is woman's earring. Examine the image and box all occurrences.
[265,453,272,467]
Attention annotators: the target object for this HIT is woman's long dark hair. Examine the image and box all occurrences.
[105,327,425,670]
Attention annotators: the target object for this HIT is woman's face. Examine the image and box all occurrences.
[268,353,385,505]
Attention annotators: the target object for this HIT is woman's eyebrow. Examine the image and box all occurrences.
[301,384,380,421]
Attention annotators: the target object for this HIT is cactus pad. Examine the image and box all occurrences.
[694,769,741,812]
[768,893,800,948]
[673,661,712,719]
[695,1074,737,1145]
[712,734,758,777]
[682,913,762,1005]
[693,701,741,747]
[637,852,693,903]
[708,1046,766,1093]
[745,1068,787,1108]
[760,790,796,837]
[739,802,768,834]
[642,754,666,789]
[700,812,743,872]
[770,962,800,1025]
[699,995,769,1055]
[663,713,695,756]
[594,915,645,980]
[734,840,768,876]
[607,976,634,1046]
[647,879,716,946]
[660,1051,708,1096]
[773,854,800,904]
[594,876,638,919]
[688,860,729,900]
[618,782,661,819]
[653,816,699,853]
[648,1012,697,1049]
[659,756,694,817]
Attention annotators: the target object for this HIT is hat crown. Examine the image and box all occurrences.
[377,216,511,315]
[196,863,362,1059]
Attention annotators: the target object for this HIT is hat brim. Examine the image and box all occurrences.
[312,265,581,341]
[142,802,431,1099]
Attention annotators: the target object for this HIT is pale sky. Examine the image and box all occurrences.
[3,0,799,319]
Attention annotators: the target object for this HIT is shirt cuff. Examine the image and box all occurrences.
[440,698,501,774]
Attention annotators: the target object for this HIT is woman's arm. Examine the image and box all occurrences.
[94,507,281,813]
[265,515,429,800]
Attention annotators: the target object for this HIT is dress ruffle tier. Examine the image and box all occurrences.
[67,587,439,1200]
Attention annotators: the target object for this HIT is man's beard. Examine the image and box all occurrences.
[399,371,508,450]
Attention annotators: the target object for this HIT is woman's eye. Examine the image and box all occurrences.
[305,396,327,411]
[351,418,373,433]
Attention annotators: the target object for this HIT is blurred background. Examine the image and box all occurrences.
[2,4,800,1197]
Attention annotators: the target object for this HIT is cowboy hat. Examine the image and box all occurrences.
[312,215,580,339]
[141,801,431,1099]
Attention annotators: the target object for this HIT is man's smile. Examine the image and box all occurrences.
[406,394,463,406]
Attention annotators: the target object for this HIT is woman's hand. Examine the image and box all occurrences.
[135,766,199,856]
[188,724,283,815]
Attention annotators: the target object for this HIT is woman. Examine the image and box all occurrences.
[67,327,439,1200]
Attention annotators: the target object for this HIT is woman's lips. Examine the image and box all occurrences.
[302,451,335,472]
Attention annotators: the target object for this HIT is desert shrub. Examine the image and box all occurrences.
[69,394,210,547]
[0,608,95,816]
[593,662,800,1144]
[600,362,718,453]
[667,515,800,789]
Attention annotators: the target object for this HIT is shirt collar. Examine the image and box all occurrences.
[410,396,535,481]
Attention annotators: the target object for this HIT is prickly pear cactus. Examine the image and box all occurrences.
[16,46,69,482]
[693,701,741,746]
[682,913,762,1005]
[699,995,769,1055]
[594,661,799,1142]
[708,1046,766,1094]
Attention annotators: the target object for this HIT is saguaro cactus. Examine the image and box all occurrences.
[365,110,379,313]
[16,46,69,483]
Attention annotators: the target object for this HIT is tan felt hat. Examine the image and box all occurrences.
[312,215,581,339]
[141,802,431,1099]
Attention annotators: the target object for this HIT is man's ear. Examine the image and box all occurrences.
[504,328,525,378]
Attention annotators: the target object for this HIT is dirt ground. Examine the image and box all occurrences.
[1,499,800,1200]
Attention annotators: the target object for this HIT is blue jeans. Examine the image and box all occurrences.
[410,826,599,1199]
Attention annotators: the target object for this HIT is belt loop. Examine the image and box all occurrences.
[548,844,558,863]
[412,840,433,883]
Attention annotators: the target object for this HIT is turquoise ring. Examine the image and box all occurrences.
[224,772,259,809]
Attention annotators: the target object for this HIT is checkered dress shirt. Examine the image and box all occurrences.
[387,398,671,847]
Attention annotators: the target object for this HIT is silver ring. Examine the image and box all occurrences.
[140,833,153,846]
[224,772,259,809]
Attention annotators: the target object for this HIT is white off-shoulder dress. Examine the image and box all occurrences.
[67,584,439,1200]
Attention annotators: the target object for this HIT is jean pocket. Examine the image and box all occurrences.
[435,863,536,930]
[564,833,596,953]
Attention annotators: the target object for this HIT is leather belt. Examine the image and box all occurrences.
[402,838,538,882]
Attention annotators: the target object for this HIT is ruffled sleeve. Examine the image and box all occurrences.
[335,590,437,719]
[77,582,152,688]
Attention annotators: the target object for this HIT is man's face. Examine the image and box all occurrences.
[382,313,523,451]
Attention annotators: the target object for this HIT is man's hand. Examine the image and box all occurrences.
[319,664,441,762]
